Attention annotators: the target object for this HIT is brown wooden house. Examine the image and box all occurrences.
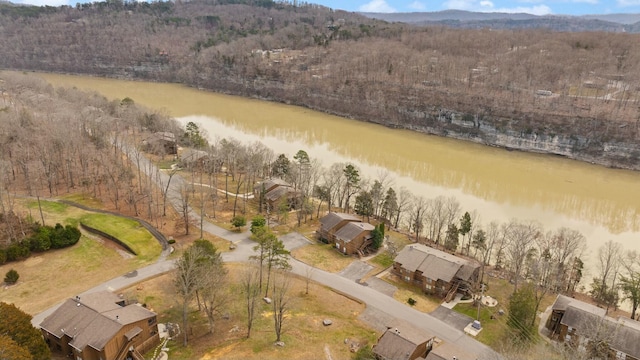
[254,178,300,210]
[142,131,177,155]
[545,295,640,359]
[40,291,160,360]
[317,212,361,242]
[334,221,375,256]
[373,320,435,360]
[392,244,479,299]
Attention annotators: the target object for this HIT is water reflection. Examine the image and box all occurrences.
[32,71,640,264]
[181,114,640,236]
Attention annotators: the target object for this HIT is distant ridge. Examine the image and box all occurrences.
[360,10,640,33]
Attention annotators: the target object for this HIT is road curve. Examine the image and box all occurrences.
[31,146,499,359]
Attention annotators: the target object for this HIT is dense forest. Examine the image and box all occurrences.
[1,0,640,168]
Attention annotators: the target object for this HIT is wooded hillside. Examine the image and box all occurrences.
[1,0,640,168]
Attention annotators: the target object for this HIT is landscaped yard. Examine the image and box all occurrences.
[80,213,162,263]
[0,234,141,315]
[1,198,164,315]
[122,264,378,360]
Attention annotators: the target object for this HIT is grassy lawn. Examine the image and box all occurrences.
[369,252,394,268]
[0,234,141,315]
[123,264,378,360]
[450,272,558,349]
[61,193,105,209]
[291,243,354,273]
[79,213,162,263]
[387,230,413,250]
[381,273,442,313]
[27,199,69,214]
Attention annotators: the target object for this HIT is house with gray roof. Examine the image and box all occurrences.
[392,244,480,299]
[40,291,159,360]
[546,295,640,359]
[334,221,375,256]
[373,320,435,360]
[317,212,361,242]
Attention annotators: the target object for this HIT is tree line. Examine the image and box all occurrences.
[1,1,640,168]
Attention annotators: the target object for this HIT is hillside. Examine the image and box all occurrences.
[360,10,640,32]
[1,0,640,169]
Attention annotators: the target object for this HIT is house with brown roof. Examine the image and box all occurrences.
[142,131,177,155]
[334,221,375,256]
[392,244,480,299]
[179,148,211,170]
[317,212,361,242]
[40,291,160,360]
[425,341,477,360]
[546,295,640,359]
[254,178,300,210]
[373,320,435,360]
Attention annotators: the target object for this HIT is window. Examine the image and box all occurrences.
[426,285,432,290]
[404,276,410,282]
[148,317,157,326]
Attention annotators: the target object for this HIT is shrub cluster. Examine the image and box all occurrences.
[0,223,81,264]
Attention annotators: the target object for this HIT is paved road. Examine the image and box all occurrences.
[31,146,499,359]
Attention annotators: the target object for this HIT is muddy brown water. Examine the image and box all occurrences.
[34,72,640,290]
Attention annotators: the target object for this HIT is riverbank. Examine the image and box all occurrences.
[10,68,639,172]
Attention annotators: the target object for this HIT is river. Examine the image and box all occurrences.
[33,72,640,283]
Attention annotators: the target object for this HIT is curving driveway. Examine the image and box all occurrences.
[31,147,500,359]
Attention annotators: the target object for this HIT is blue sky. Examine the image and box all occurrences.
[310,0,640,15]
[10,0,640,16]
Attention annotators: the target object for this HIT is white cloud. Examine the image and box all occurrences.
[359,0,397,12]
[493,5,552,14]
[408,1,427,10]
[479,0,494,8]
[13,0,68,5]
[617,0,640,6]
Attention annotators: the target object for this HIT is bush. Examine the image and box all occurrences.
[50,224,81,248]
[0,249,6,265]
[4,269,19,285]
[407,297,417,306]
[5,243,29,262]
[168,238,176,244]
[231,215,246,230]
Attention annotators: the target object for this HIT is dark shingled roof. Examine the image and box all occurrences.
[552,295,640,358]
[319,212,361,233]
[334,222,374,243]
[39,291,156,352]
[425,341,477,360]
[254,178,291,193]
[264,186,296,202]
[394,244,479,283]
[373,320,434,360]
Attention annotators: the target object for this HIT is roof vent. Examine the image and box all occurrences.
[116,315,119,321]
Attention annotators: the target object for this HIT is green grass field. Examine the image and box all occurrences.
[79,213,162,263]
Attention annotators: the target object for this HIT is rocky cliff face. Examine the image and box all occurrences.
[385,107,640,171]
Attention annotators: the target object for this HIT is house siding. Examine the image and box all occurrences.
[335,231,367,255]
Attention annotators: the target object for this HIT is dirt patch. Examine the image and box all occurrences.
[23,256,44,267]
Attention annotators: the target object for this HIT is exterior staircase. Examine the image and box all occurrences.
[445,281,460,303]
[357,239,373,258]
